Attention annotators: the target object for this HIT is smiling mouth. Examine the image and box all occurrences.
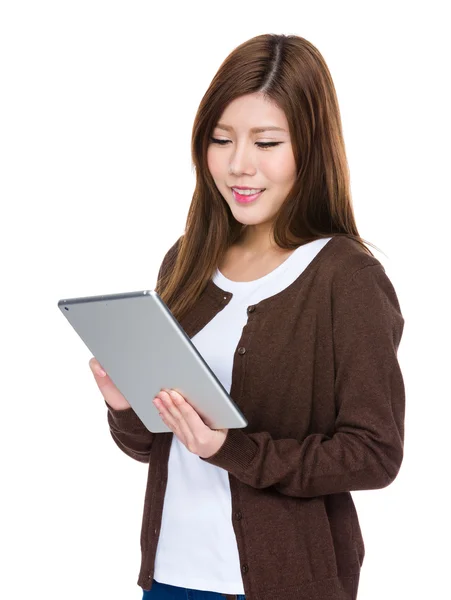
[232,188,265,203]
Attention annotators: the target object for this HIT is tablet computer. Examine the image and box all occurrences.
[58,290,248,433]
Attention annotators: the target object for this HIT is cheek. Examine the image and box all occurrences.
[207,148,222,180]
[260,147,296,185]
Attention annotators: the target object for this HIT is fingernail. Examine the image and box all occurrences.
[98,369,106,377]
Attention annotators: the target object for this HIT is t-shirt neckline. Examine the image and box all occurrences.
[214,239,319,286]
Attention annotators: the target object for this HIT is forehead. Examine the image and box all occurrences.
[215,93,289,132]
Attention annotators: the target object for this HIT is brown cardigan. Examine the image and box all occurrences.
[106,234,405,600]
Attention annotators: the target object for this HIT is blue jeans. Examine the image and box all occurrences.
[142,579,246,600]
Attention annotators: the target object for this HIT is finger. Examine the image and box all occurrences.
[166,390,210,438]
[157,391,187,427]
[155,397,187,444]
[89,358,126,404]
[89,357,106,377]
[157,391,193,442]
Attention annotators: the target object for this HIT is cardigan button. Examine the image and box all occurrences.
[241,564,249,574]
[237,347,246,355]
[235,511,242,520]
[247,305,256,313]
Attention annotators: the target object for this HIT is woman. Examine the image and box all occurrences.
[90,33,405,600]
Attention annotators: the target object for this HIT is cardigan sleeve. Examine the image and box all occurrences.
[200,263,406,497]
[105,238,182,462]
[106,400,155,463]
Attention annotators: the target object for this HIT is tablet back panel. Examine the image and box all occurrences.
[58,290,248,433]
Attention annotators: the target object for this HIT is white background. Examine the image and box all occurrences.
[1,1,449,598]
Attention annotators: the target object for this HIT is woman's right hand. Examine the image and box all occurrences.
[89,357,132,411]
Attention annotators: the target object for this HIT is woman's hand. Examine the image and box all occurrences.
[153,389,228,459]
[89,357,132,411]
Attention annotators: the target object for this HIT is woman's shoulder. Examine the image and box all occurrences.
[164,235,184,262]
[324,236,404,311]
[327,235,385,280]
[156,235,184,283]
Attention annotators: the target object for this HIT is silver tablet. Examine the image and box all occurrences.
[58,290,248,433]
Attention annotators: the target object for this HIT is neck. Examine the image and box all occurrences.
[237,225,278,255]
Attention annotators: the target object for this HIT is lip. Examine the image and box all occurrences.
[231,186,265,191]
[232,188,265,204]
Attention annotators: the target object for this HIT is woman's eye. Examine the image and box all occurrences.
[209,137,230,145]
[209,137,281,149]
[256,142,281,148]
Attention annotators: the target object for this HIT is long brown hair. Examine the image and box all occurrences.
[157,33,382,322]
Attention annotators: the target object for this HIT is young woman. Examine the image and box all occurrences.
[90,33,405,600]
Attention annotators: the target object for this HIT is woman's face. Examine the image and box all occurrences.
[207,92,297,236]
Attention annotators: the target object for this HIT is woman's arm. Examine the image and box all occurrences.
[106,401,155,463]
[201,264,405,497]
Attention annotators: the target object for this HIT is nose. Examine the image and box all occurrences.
[228,142,257,176]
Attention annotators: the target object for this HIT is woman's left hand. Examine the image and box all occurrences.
[153,389,228,459]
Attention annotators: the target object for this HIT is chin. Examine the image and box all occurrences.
[231,212,270,226]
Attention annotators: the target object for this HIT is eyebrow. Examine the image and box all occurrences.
[215,123,288,133]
